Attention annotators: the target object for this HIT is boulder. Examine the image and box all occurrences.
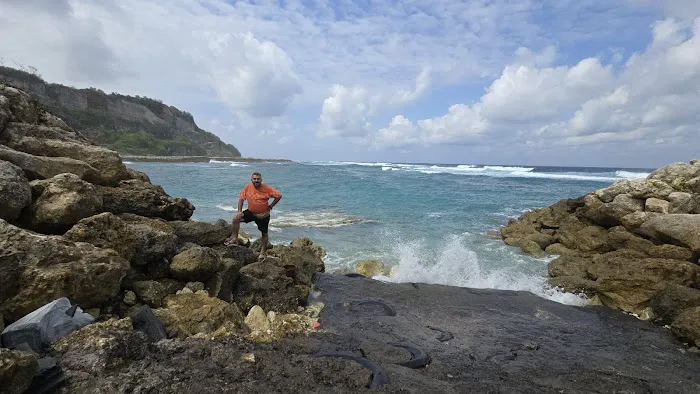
[169,245,221,282]
[667,192,696,214]
[64,212,137,262]
[126,167,151,183]
[0,219,129,321]
[645,198,669,213]
[355,260,386,277]
[168,219,230,246]
[154,292,245,338]
[518,239,545,257]
[233,261,300,313]
[670,306,700,348]
[8,137,131,186]
[244,305,271,333]
[0,160,31,221]
[620,211,660,233]
[606,226,694,261]
[0,90,9,131]
[210,243,256,265]
[650,284,700,325]
[544,243,580,256]
[0,85,40,124]
[132,279,182,308]
[52,318,148,373]
[594,179,674,203]
[648,161,700,189]
[25,173,102,233]
[1,122,89,145]
[637,214,700,253]
[0,144,102,183]
[588,252,700,313]
[548,255,592,279]
[119,214,178,268]
[99,179,195,221]
[205,258,242,302]
[268,239,326,286]
[0,348,38,394]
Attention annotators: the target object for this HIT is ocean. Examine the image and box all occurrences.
[124,160,652,306]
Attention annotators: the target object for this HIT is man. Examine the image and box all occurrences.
[225,172,282,260]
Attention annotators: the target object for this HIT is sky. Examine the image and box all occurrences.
[1,0,699,168]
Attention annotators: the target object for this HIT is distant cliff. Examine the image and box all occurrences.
[0,66,240,157]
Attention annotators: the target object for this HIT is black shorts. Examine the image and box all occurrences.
[241,209,270,234]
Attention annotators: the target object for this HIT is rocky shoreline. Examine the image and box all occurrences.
[500,159,700,346]
[2,83,700,393]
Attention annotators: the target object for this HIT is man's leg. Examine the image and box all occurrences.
[226,212,244,244]
[260,232,269,258]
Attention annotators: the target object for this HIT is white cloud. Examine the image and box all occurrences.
[371,17,700,157]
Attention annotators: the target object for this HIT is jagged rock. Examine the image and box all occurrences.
[64,212,137,262]
[638,214,700,253]
[129,305,167,342]
[0,348,38,394]
[7,137,131,186]
[267,239,326,287]
[648,161,700,190]
[154,293,245,338]
[0,219,129,321]
[667,192,697,214]
[645,198,669,213]
[24,173,102,233]
[0,160,31,221]
[210,243,256,265]
[620,211,660,232]
[548,255,592,278]
[244,305,271,333]
[355,260,385,277]
[0,144,103,183]
[290,237,327,259]
[594,179,674,203]
[0,85,40,124]
[132,279,182,308]
[119,214,178,268]
[99,179,194,220]
[589,252,700,313]
[168,219,230,246]
[123,291,137,306]
[169,245,220,282]
[671,306,700,348]
[52,318,148,373]
[126,168,151,183]
[544,243,580,256]
[607,226,694,261]
[1,122,89,145]
[233,261,299,313]
[205,258,242,302]
[650,284,700,325]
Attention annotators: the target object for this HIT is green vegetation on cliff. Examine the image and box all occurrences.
[0,66,241,157]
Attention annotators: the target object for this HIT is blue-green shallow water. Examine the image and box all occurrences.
[125,160,653,305]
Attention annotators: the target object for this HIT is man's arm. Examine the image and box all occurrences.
[237,198,245,213]
[268,194,282,210]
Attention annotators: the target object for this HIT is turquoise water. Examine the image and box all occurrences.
[125,160,652,305]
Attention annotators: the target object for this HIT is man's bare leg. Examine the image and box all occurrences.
[225,214,243,244]
[259,232,269,258]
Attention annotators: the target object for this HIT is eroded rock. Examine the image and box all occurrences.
[0,160,31,222]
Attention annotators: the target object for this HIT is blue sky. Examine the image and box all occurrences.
[1,0,699,168]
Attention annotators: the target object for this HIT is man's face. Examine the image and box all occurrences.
[251,174,262,188]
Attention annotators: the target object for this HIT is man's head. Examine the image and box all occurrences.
[251,172,262,188]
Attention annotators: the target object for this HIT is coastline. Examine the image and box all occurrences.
[120,155,294,163]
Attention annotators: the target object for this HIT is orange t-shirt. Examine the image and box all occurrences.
[239,183,281,214]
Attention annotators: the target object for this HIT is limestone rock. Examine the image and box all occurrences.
[119,214,178,268]
[0,160,31,221]
[0,144,102,183]
[267,238,326,287]
[638,214,700,253]
[668,192,696,214]
[548,255,592,279]
[168,219,230,246]
[99,179,194,221]
[671,306,700,348]
[132,280,182,308]
[544,243,580,256]
[154,293,245,338]
[25,173,102,233]
[518,239,545,257]
[0,219,129,321]
[355,260,385,277]
[126,167,151,183]
[8,137,131,186]
[64,212,137,262]
[205,258,242,302]
[645,198,669,213]
[211,243,256,265]
[595,179,674,203]
[233,261,298,313]
[648,161,700,189]
[1,122,89,145]
[169,245,221,282]
[244,305,271,333]
[620,211,660,232]
[650,284,700,325]
[0,348,38,394]
[290,237,327,259]
[52,318,148,373]
[0,85,40,124]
